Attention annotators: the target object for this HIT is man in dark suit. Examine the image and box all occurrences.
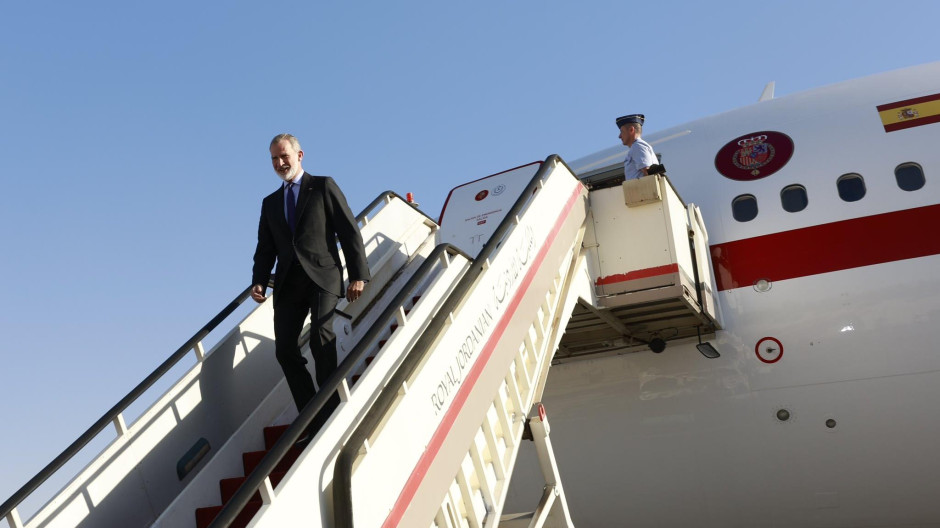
[251,133,370,434]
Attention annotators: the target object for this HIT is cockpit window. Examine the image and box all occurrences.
[837,174,866,202]
[732,194,758,222]
[895,163,925,191]
[780,185,808,212]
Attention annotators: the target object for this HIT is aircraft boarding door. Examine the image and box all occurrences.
[687,203,720,326]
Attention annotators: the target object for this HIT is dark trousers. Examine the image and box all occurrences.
[273,262,341,434]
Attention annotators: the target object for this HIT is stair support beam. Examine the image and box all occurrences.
[5,508,23,528]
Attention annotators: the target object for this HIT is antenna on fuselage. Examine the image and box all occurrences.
[759,81,775,102]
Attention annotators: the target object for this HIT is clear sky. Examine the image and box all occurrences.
[1,0,937,515]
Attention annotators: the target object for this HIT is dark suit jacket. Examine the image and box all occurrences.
[252,173,370,297]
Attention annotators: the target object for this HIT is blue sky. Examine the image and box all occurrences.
[1,0,937,514]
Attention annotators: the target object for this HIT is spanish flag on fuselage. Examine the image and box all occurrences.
[877,93,940,132]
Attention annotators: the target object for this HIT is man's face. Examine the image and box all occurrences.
[270,140,304,181]
[619,125,637,146]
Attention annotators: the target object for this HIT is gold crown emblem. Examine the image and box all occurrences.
[737,134,768,148]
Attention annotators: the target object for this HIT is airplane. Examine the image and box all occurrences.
[2,61,938,528]
[502,60,940,526]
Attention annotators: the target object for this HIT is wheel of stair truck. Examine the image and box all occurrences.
[648,337,666,354]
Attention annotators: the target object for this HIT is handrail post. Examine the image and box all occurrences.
[6,508,23,528]
[112,414,128,437]
[194,341,206,362]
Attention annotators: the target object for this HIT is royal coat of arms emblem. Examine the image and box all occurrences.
[732,135,774,172]
[715,130,794,181]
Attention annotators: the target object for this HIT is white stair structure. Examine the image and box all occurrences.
[330,157,587,528]
[3,154,719,528]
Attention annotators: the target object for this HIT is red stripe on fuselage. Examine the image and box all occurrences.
[710,204,940,291]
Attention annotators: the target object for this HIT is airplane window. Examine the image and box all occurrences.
[780,185,808,213]
[732,194,758,222]
[837,173,866,202]
[895,162,925,191]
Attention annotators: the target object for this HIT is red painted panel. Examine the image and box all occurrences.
[595,263,679,286]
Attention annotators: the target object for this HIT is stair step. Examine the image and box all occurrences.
[389,322,399,332]
[220,471,288,503]
[263,424,290,450]
[365,355,375,365]
[220,476,260,504]
[413,295,421,305]
[351,374,361,386]
[242,446,302,475]
[379,339,388,348]
[195,500,262,528]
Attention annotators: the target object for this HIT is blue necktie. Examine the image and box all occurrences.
[286,182,297,232]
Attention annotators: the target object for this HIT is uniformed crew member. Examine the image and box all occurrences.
[616,114,657,180]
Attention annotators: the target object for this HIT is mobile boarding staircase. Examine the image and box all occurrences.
[2,154,720,528]
[1,156,588,528]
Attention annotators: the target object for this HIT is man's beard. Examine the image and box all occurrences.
[275,165,300,182]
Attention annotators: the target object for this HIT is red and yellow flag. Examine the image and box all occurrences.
[877,93,940,132]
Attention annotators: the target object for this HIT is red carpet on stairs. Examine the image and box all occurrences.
[196,293,423,526]
[194,424,301,528]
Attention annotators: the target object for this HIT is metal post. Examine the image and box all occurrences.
[526,403,574,528]
[6,508,23,528]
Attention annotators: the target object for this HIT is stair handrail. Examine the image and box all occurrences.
[0,190,425,524]
[333,155,576,527]
[208,241,472,528]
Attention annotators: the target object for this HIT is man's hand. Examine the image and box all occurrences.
[250,284,267,303]
[346,280,365,302]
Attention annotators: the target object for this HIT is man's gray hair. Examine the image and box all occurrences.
[270,133,302,152]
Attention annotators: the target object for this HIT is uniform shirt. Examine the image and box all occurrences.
[623,137,656,180]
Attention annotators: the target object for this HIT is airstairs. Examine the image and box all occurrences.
[2,154,720,528]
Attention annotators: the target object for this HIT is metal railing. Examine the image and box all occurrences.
[208,241,471,528]
[0,190,423,527]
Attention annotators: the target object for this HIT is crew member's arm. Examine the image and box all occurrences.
[636,142,657,177]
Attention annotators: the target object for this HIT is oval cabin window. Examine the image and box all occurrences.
[895,163,925,191]
[732,194,758,222]
[780,185,808,213]
[837,173,866,202]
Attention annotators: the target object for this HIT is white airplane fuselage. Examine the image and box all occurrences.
[507,63,940,526]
